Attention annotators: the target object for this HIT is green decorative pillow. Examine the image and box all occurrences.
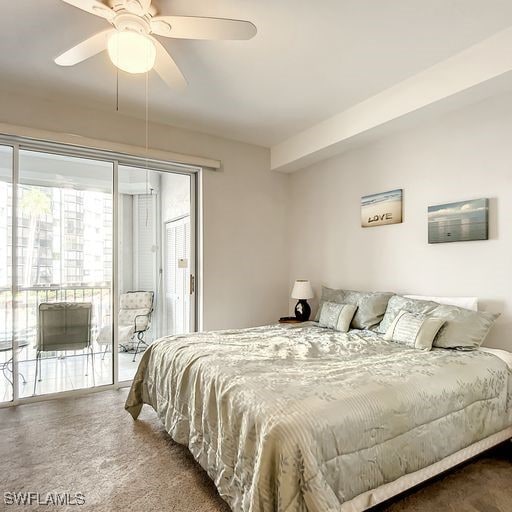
[314,286,345,321]
[430,305,500,349]
[318,302,358,332]
[315,286,393,329]
[378,295,439,334]
[384,310,445,351]
[343,290,393,329]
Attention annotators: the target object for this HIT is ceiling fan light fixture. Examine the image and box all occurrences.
[56,0,257,89]
[107,30,156,74]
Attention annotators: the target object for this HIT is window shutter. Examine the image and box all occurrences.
[134,195,156,291]
[164,216,190,335]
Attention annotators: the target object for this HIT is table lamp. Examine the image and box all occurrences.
[291,280,314,321]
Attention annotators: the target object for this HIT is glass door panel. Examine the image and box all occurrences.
[117,166,194,382]
[17,150,113,397]
[0,146,13,403]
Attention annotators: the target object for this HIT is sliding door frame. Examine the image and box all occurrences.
[11,143,20,404]
[0,135,202,407]
[115,166,198,387]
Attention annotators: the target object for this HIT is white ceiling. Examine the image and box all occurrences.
[2,0,512,147]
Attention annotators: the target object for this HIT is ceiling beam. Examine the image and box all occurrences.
[271,26,512,173]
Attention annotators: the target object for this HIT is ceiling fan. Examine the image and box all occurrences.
[55,0,257,90]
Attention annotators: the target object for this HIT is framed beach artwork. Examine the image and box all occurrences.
[428,198,489,243]
[361,189,403,228]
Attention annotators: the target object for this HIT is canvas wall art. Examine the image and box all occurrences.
[428,198,488,243]
[361,189,403,228]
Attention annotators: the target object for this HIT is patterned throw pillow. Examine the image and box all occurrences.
[315,286,393,329]
[378,295,439,334]
[318,302,358,332]
[314,287,345,321]
[384,310,445,351]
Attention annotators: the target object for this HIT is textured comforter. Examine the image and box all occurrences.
[125,323,512,512]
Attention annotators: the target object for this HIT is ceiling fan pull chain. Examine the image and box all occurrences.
[145,69,150,228]
[116,67,119,112]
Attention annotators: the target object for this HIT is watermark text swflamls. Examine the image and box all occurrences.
[4,492,85,506]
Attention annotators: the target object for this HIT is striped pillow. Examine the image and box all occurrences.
[319,302,358,332]
[384,310,445,351]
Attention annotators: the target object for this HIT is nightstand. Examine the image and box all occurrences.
[279,317,304,324]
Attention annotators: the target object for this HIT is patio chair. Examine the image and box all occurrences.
[35,302,93,395]
[96,291,154,362]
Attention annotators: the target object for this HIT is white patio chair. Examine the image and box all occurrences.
[97,291,154,362]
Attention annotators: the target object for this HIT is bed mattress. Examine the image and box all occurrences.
[126,323,512,512]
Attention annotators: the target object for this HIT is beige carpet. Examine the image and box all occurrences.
[0,389,511,512]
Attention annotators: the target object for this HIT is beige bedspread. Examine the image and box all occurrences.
[126,323,512,511]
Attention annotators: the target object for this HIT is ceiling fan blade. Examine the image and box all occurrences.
[61,0,115,21]
[55,29,114,66]
[150,16,257,40]
[151,38,187,91]
[110,0,153,16]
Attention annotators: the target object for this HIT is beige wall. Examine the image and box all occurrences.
[5,88,510,349]
[288,92,512,349]
[0,91,290,331]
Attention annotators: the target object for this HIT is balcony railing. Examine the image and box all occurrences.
[0,284,112,362]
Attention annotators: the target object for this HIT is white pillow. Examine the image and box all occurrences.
[403,295,478,312]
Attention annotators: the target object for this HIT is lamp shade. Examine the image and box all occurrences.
[108,31,156,74]
[291,280,314,300]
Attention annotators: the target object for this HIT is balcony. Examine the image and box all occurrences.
[0,284,141,401]
[0,150,193,404]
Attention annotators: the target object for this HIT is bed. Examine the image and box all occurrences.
[125,322,512,512]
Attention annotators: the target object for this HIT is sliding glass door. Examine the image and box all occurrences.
[0,146,13,402]
[0,138,198,404]
[117,165,195,383]
[16,151,114,398]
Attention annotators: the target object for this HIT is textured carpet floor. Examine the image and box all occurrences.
[0,389,510,511]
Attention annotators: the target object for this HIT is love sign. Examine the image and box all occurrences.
[361,189,403,228]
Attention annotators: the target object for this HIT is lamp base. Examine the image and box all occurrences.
[294,299,311,321]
